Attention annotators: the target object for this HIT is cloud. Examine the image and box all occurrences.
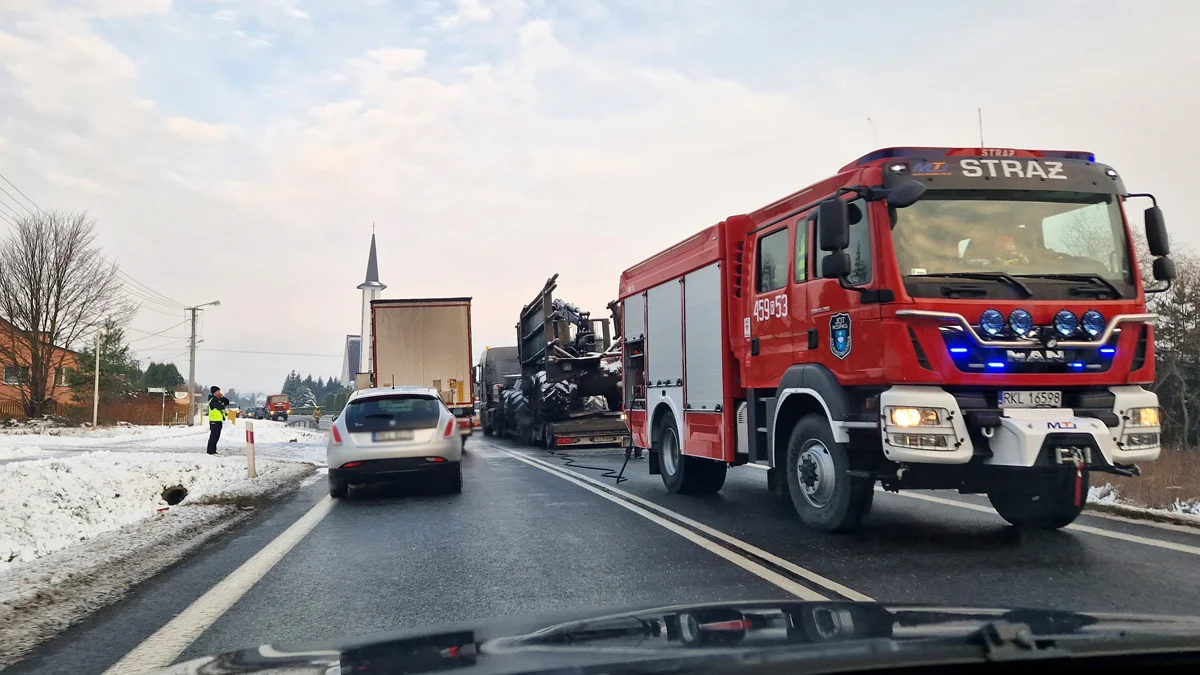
[366,48,426,73]
[164,117,235,143]
[436,0,493,28]
[1,1,1198,393]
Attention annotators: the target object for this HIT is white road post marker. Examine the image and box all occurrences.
[246,420,256,479]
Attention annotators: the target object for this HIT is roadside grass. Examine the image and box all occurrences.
[1091,447,1200,513]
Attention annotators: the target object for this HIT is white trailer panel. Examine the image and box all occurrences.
[372,298,474,407]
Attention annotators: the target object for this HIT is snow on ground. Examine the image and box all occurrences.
[0,419,328,466]
[0,451,314,572]
[1088,484,1200,520]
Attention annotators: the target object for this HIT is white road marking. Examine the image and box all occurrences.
[499,448,871,602]
[745,461,1200,543]
[875,489,1200,557]
[104,496,336,674]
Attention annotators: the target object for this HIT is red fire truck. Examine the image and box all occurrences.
[619,147,1174,533]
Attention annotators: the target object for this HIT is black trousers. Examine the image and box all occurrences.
[207,421,223,454]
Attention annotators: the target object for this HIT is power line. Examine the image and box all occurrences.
[134,338,186,352]
[0,170,187,311]
[127,320,188,343]
[0,171,44,215]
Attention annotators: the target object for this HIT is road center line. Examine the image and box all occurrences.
[104,496,336,675]
[498,448,871,602]
[745,462,1200,546]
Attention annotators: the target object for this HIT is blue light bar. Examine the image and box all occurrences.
[853,147,1095,166]
[950,347,969,354]
[1099,347,1116,356]
[1070,362,1085,369]
[986,361,1005,369]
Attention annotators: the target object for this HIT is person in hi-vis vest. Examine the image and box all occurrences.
[207,386,230,455]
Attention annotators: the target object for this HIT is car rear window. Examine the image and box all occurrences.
[344,395,443,432]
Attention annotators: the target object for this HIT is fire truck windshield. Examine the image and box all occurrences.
[890,190,1133,289]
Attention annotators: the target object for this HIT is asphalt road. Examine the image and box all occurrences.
[8,435,1200,674]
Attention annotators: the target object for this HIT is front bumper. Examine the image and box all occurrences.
[878,385,1161,468]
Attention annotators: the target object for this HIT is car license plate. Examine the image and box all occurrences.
[372,430,414,442]
[1000,390,1062,408]
[592,436,615,443]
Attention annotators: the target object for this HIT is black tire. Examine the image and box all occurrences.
[785,414,873,533]
[987,469,1087,529]
[542,424,554,450]
[329,478,348,499]
[655,413,727,494]
[445,462,463,493]
[482,419,493,436]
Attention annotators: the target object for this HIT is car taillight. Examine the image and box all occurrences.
[331,425,342,445]
[457,418,470,428]
[444,419,456,437]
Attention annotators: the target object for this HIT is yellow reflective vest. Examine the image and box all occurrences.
[208,397,228,422]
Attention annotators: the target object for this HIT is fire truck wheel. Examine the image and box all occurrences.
[656,415,727,494]
[786,415,872,533]
[987,468,1088,529]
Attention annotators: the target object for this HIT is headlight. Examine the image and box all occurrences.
[979,309,1005,336]
[1081,309,1105,337]
[1008,308,1033,336]
[887,407,942,427]
[1053,310,1078,337]
[620,412,627,421]
[1128,407,1160,427]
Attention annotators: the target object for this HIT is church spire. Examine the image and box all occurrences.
[357,232,386,290]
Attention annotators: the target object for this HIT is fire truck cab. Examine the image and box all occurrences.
[619,147,1174,533]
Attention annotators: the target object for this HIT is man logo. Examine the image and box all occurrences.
[1007,349,1066,363]
[1047,421,1077,430]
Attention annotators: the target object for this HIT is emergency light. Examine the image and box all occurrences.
[850,147,1096,167]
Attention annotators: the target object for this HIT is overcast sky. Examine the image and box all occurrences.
[1,0,1197,393]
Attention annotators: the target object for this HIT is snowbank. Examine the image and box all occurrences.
[0,459,316,668]
[0,423,200,447]
[1088,484,1200,522]
[0,451,305,572]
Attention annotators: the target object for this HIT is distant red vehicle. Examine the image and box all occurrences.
[266,394,291,422]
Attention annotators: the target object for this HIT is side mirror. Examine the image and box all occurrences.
[817,199,849,252]
[821,252,851,279]
[886,180,927,208]
[1144,206,1169,257]
[1153,256,1176,282]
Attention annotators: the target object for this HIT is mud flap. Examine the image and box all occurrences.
[648,449,660,475]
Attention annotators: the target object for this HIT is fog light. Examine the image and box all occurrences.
[1123,432,1159,449]
[889,433,951,450]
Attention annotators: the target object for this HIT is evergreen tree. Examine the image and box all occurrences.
[298,386,317,407]
[143,361,185,390]
[67,319,143,404]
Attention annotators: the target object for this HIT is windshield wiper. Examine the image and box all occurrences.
[910,272,1033,298]
[1017,273,1124,299]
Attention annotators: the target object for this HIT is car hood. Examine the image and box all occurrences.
[156,601,1200,675]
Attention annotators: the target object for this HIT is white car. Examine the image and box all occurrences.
[327,386,463,498]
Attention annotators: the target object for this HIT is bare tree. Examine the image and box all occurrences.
[0,211,132,417]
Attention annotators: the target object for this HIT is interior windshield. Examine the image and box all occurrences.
[891,191,1132,282]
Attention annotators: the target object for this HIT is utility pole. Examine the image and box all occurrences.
[185,301,221,426]
[92,326,104,427]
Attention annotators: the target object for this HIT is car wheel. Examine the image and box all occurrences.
[785,414,873,533]
[445,462,463,493]
[329,478,348,499]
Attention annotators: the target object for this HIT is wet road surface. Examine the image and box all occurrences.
[7,436,1200,674]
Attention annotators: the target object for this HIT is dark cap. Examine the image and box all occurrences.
[211,386,220,394]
